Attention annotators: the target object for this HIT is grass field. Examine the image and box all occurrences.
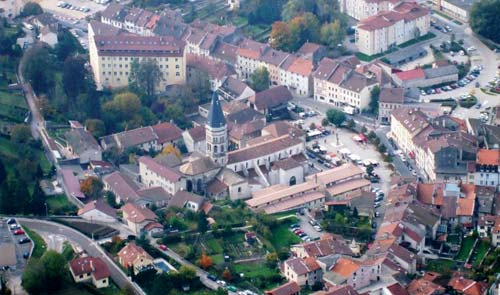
[426,259,454,274]
[22,226,47,258]
[268,222,301,251]
[233,262,278,279]
[46,194,77,215]
[472,240,490,266]
[456,236,476,261]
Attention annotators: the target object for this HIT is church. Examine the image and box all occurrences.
[138,90,308,201]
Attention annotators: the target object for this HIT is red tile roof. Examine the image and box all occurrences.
[118,243,152,268]
[69,256,110,280]
[121,202,157,224]
[265,281,300,295]
[151,122,182,144]
[477,149,500,166]
[395,68,425,81]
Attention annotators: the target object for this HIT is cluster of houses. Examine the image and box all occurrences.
[266,172,498,295]
[84,2,456,115]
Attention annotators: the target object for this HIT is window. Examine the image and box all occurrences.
[238,187,241,192]
[176,72,180,76]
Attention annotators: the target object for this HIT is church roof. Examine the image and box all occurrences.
[207,91,226,128]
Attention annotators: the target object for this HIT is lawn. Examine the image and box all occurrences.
[398,32,436,48]
[53,282,123,295]
[0,91,27,109]
[446,233,460,245]
[268,222,301,251]
[471,240,490,266]
[271,211,297,220]
[425,259,454,274]
[0,136,52,176]
[456,236,476,261]
[22,226,47,258]
[46,194,78,215]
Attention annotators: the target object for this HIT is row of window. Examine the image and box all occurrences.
[102,71,180,77]
[101,57,180,62]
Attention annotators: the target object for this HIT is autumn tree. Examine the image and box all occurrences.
[222,268,232,281]
[199,252,213,270]
[160,144,181,159]
[80,176,103,199]
[270,21,294,52]
[289,13,320,50]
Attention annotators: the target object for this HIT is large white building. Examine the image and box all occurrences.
[88,22,186,92]
[313,56,378,112]
[356,2,430,56]
[339,0,402,20]
[467,149,500,188]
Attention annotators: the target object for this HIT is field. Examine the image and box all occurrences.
[425,259,455,274]
[456,236,476,261]
[46,194,78,215]
[471,240,491,266]
[22,226,47,258]
[0,136,52,177]
[268,221,301,251]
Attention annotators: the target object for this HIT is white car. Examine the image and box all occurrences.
[216,280,226,287]
[314,225,323,232]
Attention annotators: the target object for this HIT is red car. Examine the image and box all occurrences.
[13,229,25,235]
[158,244,168,251]
[294,230,304,235]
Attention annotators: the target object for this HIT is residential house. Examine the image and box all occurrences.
[248,86,293,118]
[448,276,488,295]
[69,257,111,288]
[60,168,85,200]
[151,122,183,150]
[313,56,378,112]
[339,0,402,20]
[138,156,185,195]
[407,274,445,295]
[117,243,154,274]
[65,127,102,164]
[183,126,206,154]
[393,64,458,88]
[467,149,500,188]
[291,236,354,259]
[297,42,327,65]
[121,202,161,235]
[100,126,159,152]
[186,54,235,91]
[378,88,405,124]
[265,281,300,295]
[283,257,323,287]
[433,0,476,22]
[103,171,140,204]
[136,186,171,208]
[356,2,430,56]
[305,164,369,198]
[168,191,210,213]
[218,76,255,101]
[77,200,116,223]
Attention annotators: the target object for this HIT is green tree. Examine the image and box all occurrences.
[320,20,346,49]
[369,86,380,115]
[197,211,209,233]
[63,56,86,99]
[470,0,500,43]
[281,0,315,21]
[0,158,6,185]
[55,28,83,62]
[40,251,67,291]
[84,119,106,138]
[249,67,270,92]
[21,44,55,94]
[129,58,163,97]
[244,0,285,25]
[289,13,320,50]
[321,118,329,127]
[21,258,45,294]
[10,124,31,144]
[30,183,47,216]
[20,2,43,16]
[326,109,346,126]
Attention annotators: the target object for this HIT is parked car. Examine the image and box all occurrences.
[23,252,30,259]
[313,225,322,232]
[290,223,300,229]
[19,238,30,244]
[216,280,227,287]
[227,286,237,292]
[7,218,16,225]
[207,274,217,281]
[13,229,25,235]
[158,244,168,251]
[309,220,318,226]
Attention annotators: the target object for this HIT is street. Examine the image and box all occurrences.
[17,218,145,295]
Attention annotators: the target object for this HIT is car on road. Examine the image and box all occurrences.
[7,218,16,225]
[227,286,237,292]
[217,280,227,287]
[158,244,168,251]
[313,225,322,232]
[13,229,25,235]
[309,220,318,226]
[207,274,217,281]
[10,224,20,230]
[19,237,30,244]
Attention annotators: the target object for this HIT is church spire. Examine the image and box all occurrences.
[207,91,226,128]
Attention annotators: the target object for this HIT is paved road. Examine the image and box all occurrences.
[17,218,145,295]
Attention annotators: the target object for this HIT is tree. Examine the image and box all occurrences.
[266,252,278,268]
[289,13,320,50]
[270,22,294,52]
[55,28,83,62]
[105,191,118,208]
[0,158,6,185]
[63,56,86,99]
[470,0,500,43]
[129,58,163,97]
[326,109,346,126]
[222,268,232,281]
[22,251,67,293]
[30,184,46,216]
[160,144,181,159]
[244,0,284,25]
[369,86,380,115]
[320,20,346,49]
[249,67,270,92]
[352,207,359,218]
[281,0,315,21]
[309,122,316,130]
[80,176,103,199]
[21,259,45,294]
[199,253,213,270]
[10,124,31,144]
[20,2,42,16]
[197,211,209,233]
[85,119,106,138]
[21,44,55,94]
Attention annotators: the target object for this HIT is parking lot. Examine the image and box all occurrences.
[38,0,109,21]
[0,218,32,293]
